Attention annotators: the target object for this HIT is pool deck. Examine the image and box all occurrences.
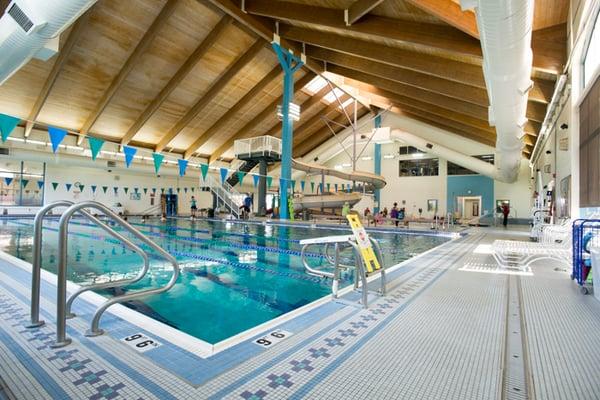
[2,227,600,399]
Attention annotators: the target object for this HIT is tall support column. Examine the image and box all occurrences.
[258,159,267,216]
[272,41,304,219]
[373,115,382,213]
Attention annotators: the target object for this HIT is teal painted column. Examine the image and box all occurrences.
[272,42,303,220]
[373,115,382,213]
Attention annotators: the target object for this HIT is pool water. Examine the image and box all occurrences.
[0,217,449,344]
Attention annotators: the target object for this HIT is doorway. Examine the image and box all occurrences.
[456,196,482,220]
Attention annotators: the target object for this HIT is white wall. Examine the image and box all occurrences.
[303,112,533,219]
[43,164,212,214]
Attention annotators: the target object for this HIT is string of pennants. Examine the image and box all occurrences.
[1,113,357,192]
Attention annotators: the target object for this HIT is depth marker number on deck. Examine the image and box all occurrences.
[121,333,162,353]
[253,330,293,348]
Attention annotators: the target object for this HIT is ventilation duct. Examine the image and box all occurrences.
[0,0,97,85]
[460,0,535,183]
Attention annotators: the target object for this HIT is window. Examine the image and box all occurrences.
[447,155,494,175]
[584,10,600,88]
[398,146,424,155]
[0,161,45,206]
[399,158,438,176]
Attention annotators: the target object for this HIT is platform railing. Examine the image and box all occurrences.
[27,200,179,348]
[206,174,241,219]
[234,135,282,159]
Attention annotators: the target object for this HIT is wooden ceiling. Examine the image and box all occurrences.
[0,0,568,163]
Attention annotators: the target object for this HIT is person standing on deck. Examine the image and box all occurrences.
[390,203,399,227]
[501,203,510,228]
[190,196,197,219]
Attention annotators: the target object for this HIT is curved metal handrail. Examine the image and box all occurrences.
[65,212,150,319]
[54,201,179,347]
[28,201,74,328]
[301,243,335,279]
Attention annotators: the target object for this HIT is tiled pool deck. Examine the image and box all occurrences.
[2,228,600,399]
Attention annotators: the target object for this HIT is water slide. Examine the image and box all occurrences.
[290,158,386,211]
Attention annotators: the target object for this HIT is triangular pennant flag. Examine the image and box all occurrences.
[79,184,85,192]
[220,168,228,184]
[134,187,139,194]
[65,183,72,192]
[200,164,209,181]
[123,146,136,168]
[326,183,331,193]
[253,174,260,188]
[178,159,188,177]
[124,187,129,194]
[48,126,67,153]
[0,113,20,143]
[102,186,108,194]
[191,187,194,193]
[301,180,305,192]
[52,182,59,191]
[143,188,148,194]
[310,182,315,193]
[4,177,13,186]
[236,171,246,185]
[37,181,44,189]
[334,183,338,192]
[319,183,323,193]
[267,176,273,188]
[291,180,296,192]
[113,187,118,195]
[184,187,188,193]
[87,137,105,161]
[176,187,180,193]
[152,188,156,194]
[161,188,165,194]
[152,153,164,174]
[341,184,345,191]
[91,185,97,193]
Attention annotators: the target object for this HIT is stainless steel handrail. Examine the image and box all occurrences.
[53,201,179,348]
[65,213,150,319]
[27,201,73,329]
[300,243,335,279]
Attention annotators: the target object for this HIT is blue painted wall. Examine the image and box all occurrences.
[447,175,494,215]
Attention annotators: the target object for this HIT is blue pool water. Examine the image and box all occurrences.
[0,217,449,343]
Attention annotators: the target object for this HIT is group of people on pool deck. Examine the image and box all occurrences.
[342,202,406,227]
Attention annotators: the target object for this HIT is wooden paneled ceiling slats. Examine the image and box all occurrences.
[183,65,281,159]
[243,0,482,58]
[404,0,479,38]
[78,0,180,140]
[121,15,233,146]
[24,11,92,138]
[345,0,387,25]
[154,40,265,152]
[208,72,315,163]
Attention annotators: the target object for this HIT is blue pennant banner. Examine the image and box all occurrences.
[48,126,67,153]
[300,180,305,192]
[178,159,188,177]
[65,183,72,192]
[253,174,260,187]
[123,146,136,168]
[0,113,20,143]
[87,137,105,161]
[152,153,164,174]
[220,168,228,184]
[91,185,97,193]
[4,177,13,186]
[37,181,44,189]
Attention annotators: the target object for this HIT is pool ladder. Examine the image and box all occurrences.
[26,200,180,348]
[300,235,386,309]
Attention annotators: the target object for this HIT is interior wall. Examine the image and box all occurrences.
[43,164,212,215]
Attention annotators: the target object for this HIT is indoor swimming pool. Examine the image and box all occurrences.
[0,217,450,343]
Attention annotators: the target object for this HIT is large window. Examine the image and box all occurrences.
[584,10,600,88]
[0,161,45,206]
[399,158,439,177]
[447,155,494,175]
[398,146,425,156]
